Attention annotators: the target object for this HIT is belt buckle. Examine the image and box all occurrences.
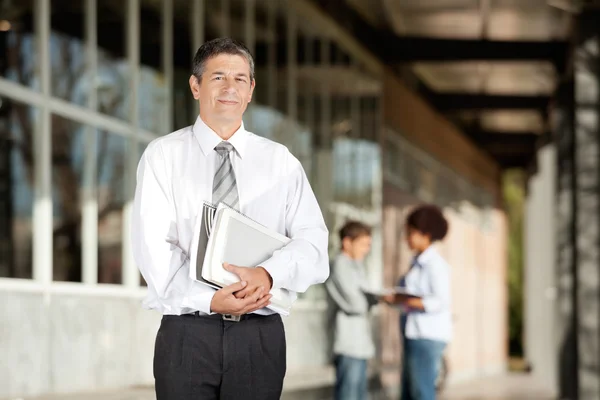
[222,314,241,322]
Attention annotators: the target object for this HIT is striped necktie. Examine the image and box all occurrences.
[212,141,239,210]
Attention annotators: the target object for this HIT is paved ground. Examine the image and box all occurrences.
[439,373,554,400]
[11,373,554,400]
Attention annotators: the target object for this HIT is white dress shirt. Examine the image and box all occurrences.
[397,245,453,343]
[131,116,330,316]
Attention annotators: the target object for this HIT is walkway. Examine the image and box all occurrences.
[11,372,554,400]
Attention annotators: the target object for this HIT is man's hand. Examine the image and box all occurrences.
[223,263,273,299]
[210,280,272,316]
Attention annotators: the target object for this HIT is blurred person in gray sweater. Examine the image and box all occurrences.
[325,221,379,400]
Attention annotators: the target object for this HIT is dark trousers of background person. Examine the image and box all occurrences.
[154,313,286,400]
[401,338,446,400]
[334,354,368,400]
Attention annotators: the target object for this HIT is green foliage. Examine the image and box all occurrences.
[503,169,525,356]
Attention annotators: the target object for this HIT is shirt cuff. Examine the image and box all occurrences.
[260,256,291,291]
[181,290,217,315]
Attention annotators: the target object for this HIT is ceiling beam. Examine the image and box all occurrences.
[310,0,568,72]
[379,37,568,67]
[468,131,541,147]
[493,154,536,169]
[432,93,551,111]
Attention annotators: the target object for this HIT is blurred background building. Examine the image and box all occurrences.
[0,0,597,399]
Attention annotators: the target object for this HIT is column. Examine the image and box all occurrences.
[574,10,600,400]
[554,9,600,400]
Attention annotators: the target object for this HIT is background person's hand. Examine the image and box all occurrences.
[382,294,396,304]
[223,263,273,299]
[210,280,272,316]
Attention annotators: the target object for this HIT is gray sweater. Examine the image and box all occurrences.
[325,253,377,359]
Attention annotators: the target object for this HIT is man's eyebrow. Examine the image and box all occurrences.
[210,71,249,79]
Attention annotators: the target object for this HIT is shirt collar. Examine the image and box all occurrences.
[412,245,437,267]
[192,115,249,159]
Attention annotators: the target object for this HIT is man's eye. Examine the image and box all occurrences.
[236,78,246,82]
[214,76,223,80]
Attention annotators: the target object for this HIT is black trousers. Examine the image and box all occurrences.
[153,313,287,400]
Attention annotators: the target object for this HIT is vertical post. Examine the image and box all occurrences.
[191,0,204,53]
[574,11,600,399]
[221,0,230,37]
[191,0,204,117]
[122,0,140,288]
[555,69,578,400]
[320,39,331,150]
[304,36,314,134]
[316,37,333,229]
[350,59,360,206]
[82,0,98,285]
[267,0,277,110]
[287,7,297,123]
[245,0,256,55]
[163,0,173,133]
[33,0,53,285]
[244,0,255,130]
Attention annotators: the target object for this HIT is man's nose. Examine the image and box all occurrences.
[222,79,236,92]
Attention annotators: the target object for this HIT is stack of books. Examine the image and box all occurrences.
[189,202,294,315]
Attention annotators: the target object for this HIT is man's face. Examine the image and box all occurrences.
[344,235,372,261]
[406,226,430,252]
[189,54,255,124]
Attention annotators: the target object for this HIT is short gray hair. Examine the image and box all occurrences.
[192,37,255,82]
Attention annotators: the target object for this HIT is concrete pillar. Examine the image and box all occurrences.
[553,10,600,400]
[574,11,600,400]
[524,143,557,395]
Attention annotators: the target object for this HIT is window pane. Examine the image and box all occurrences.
[1,0,37,90]
[0,98,35,279]
[97,131,128,284]
[52,115,84,282]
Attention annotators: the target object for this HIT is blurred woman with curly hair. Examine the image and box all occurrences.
[384,204,452,400]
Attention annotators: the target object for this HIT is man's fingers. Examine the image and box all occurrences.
[234,288,251,298]
[223,262,243,275]
[242,294,273,314]
[237,286,264,307]
[221,280,247,295]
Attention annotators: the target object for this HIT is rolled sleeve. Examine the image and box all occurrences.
[260,154,330,292]
[132,142,216,315]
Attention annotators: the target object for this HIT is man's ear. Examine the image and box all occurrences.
[189,75,200,100]
[248,79,256,103]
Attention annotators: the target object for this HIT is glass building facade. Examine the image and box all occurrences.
[0,0,384,289]
[0,1,508,398]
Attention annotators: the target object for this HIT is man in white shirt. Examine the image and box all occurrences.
[131,37,330,400]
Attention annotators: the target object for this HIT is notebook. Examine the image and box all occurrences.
[363,286,423,299]
[188,202,220,290]
[189,202,294,315]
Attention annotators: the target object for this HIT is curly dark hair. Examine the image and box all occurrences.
[406,204,449,242]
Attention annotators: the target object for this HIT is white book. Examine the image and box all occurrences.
[190,202,294,315]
